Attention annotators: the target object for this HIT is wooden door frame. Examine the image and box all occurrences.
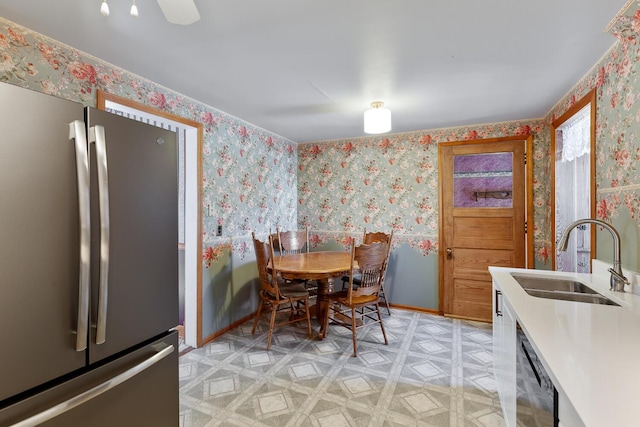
[437,135,534,315]
[550,89,597,271]
[96,91,205,347]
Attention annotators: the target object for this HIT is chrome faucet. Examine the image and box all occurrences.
[557,218,629,291]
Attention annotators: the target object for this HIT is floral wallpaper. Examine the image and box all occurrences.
[299,3,640,272]
[0,17,298,272]
[297,123,549,262]
[597,5,640,225]
[544,2,640,270]
[547,57,636,217]
[3,0,640,323]
[201,123,298,262]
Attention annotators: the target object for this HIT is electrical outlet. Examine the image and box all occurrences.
[217,225,222,236]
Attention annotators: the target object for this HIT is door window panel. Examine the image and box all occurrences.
[453,152,513,208]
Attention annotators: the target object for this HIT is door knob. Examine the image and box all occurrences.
[446,248,452,259]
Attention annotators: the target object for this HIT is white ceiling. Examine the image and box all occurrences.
[0,0,627,142]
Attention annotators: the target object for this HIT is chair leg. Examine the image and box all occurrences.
[266,305,277,350]
[304,296,312,338]
[251,299,264,335]
[351,306,358,357]
[380,283,391,315]
[323,301,332,338]
[376,303,388,345]
[288,300,296,320]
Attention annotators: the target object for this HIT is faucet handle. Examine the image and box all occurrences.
[608,268,630,291]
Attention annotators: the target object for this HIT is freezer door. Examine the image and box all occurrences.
[0,83,87,402]
[0,331,179,427]
[86,108,179,364]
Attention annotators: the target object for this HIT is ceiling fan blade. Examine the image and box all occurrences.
[156,0,200,25]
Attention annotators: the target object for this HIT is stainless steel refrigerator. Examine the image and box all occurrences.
[0,82,179,426]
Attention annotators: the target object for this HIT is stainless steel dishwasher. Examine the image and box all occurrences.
[516,323,558,427]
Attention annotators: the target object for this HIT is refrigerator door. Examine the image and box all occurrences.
[0,83,87,402]
[86,108,179,364]
[0,331,178,427]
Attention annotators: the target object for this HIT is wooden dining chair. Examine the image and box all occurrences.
[342,229,393,315]
[276,226,309,255]
[277,227,317,295]
[251,232,312,350]
[269,228,281,255]
[323,240,389,357]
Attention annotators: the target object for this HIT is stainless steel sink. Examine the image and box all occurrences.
[510,273,620,306]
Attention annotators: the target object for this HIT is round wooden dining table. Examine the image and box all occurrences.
[271,251,352,338]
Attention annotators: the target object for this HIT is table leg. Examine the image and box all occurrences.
[316,278,333,339]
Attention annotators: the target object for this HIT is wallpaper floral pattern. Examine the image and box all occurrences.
[2,0,640,298]
[299,4,640,271]
[549,40,640,225]
[298,121,550,262]
[0,17,298,270]
[597,6,640,227]
[543,2,640,270]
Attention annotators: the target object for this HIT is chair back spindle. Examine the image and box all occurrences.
[348,241,388,304]
[277,227,309,255]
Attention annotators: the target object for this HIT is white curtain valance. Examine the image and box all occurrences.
[561,107,591,162]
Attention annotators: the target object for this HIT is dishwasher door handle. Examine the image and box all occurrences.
[495,290,503,317]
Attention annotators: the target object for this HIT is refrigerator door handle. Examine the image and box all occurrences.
[88,125,110,345]
[69,121,90,352]
[9,344,175,427]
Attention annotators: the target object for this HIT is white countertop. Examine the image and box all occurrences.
[489,262,640,427]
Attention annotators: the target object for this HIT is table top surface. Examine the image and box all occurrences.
[272,251,352,274]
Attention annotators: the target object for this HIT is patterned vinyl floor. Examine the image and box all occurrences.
[178,309,506,427]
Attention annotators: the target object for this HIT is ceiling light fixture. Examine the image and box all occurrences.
[364,101,391,134]
[130,0,139,17]
[100,0,110,17]
[100,0,139,18]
